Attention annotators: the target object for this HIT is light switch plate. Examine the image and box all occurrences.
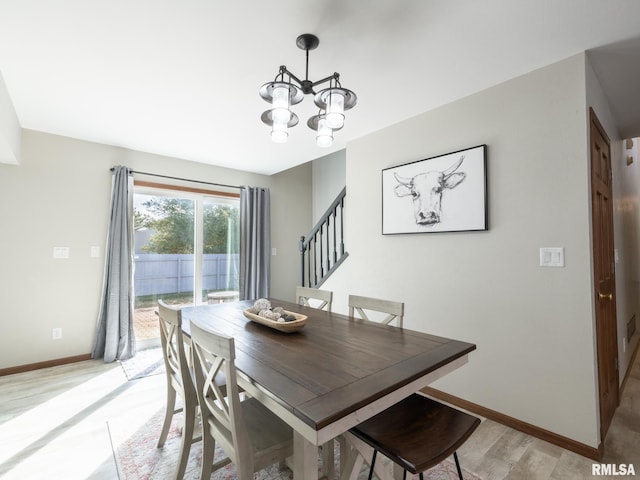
[53,246,70,259]
[540,247,565,267]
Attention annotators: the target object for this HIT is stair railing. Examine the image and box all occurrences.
[299,187,348,288]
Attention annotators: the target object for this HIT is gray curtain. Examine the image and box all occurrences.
[91,166,135,362]
[239,186,270,300]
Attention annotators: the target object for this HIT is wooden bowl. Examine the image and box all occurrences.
[243,308,307,333]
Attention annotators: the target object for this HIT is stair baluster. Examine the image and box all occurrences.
[299,187,348,288]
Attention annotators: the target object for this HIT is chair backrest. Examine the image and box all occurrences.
[296,286,333,312]
[157,300,194,394]
[348,294,404,327]
[190,320,253,472]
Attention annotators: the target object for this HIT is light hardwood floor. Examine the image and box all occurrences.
[0,348,638,480]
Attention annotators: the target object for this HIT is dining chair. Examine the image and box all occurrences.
[189,319,294,480]
[296,285,333,312]
[296,285,336,476]
[348,294,404,327]
[342,294,405,477]
[156,300,200,480]
[348,393,481,480]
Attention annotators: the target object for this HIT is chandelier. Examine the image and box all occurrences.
[259,33,357,147]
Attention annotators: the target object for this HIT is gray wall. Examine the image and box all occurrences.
[0,129,311,368]
[322,53,640,449]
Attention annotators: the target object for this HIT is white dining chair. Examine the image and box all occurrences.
[156,300,200,480]
[348,294,405,327]
[190,319,294,480]
[296,285,337,475]
[296,285,333,312]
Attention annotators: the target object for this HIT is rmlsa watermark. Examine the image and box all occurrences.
[592,463,636,476]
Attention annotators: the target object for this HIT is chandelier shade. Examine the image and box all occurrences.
[260,109,299,143]
[308,113,342,148]
[259,34,357,147]
[258,81,304,106]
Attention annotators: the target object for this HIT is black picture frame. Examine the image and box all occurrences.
[382,144,488,235]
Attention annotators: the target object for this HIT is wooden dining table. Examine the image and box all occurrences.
[180,298,476,480]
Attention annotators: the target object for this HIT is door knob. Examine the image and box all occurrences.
[598,292,613,301]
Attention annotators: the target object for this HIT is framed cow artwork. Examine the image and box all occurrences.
[382,144,487,234]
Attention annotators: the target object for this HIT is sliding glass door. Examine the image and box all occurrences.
[133,186,239,347]
[201,197,239,304]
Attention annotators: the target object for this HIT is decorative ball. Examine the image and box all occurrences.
[258,309,281,321]
[250,298,272,313]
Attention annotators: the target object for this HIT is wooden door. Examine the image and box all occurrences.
[589,108,619,441]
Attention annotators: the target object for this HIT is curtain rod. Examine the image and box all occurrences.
[110,167,242,190]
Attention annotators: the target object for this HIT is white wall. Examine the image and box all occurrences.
[0,71,20,165]
[586,56,640,381]
[270,160,313,300]
[0,130,311,369]
[612,132,640,372]
[311,149,346,224]
[613,134,640,374]
[323,54,603,447]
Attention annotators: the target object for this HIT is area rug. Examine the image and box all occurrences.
[109,408,482,479]
[120,348,165,381]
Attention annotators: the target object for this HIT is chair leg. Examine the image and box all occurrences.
[367,450,377,480]
[199,426,215,480]
[175,404,196,479]
[453,452,464,480]
[157,387,177,448]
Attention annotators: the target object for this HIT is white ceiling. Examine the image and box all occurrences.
[1,0,640,175]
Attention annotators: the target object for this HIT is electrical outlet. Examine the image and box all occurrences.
[52,328,63,340]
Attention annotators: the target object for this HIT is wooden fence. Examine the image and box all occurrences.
[134,253,239,296]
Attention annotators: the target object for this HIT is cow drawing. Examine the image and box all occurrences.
[394,156,466,226]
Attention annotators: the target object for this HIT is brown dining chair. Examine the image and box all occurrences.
[296,285,333,312]
[190,319,294,480]
[156,300,200,480]
[348,294,404,327]
[349,393,481,480]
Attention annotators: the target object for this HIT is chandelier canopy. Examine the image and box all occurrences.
[259,34,357,147]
